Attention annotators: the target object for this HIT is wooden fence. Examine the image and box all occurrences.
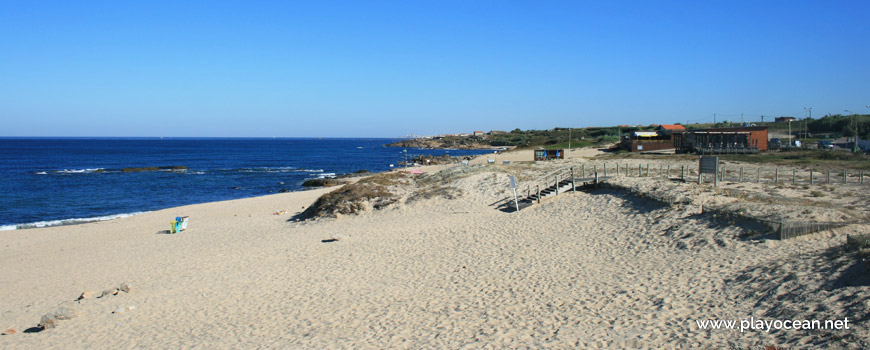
[576,162,867,185]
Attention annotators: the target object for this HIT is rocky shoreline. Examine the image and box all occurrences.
[385,138,507,150]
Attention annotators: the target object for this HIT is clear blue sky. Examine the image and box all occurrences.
[1,1,868,137]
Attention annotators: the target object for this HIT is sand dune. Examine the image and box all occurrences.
[1,156,867,349]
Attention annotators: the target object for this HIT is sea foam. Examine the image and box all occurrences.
[3,212,148,230]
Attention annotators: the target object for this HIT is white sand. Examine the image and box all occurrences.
[1,157,867,349]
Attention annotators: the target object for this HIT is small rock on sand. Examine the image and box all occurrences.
[39,314,57,329]
[2,328,16,335]
[78,291,97,300]
[112,305,136,314]
[120,282,132,293]
[52,307,78,320]
[99,288,119,298]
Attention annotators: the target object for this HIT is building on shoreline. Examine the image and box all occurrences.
[622,124,686,153]
[534,148,564,160]
[622,125,768,154]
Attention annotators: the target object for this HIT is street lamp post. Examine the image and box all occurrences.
[788,120,793,148]
[803,107,812,139]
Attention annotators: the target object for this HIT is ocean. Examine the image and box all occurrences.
[0,138,493,230]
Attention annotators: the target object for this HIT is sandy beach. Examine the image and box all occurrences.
[1,148,868,349]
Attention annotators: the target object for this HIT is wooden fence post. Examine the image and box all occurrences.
[792,168,796,184]
[555,176,559,195]
[667,165,670,178]
[681,165,684,181]
[739,167,743,182]
[536,185,540,203]
[775,168,778,183]
[617,163,620,176]
[843,169,847,183]
[639,164,642,177]
[756,168,760,183]
[826,170,830,183]
[604,163,607,177]
[810,169,814,184]
[571,167,576,193]
[581,164,585,178]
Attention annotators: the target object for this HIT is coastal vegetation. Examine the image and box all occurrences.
[298,168,472,219]
[387,127,622,150]
[301,178,343,187]
[389,114,869,151]
[297,172,406,219]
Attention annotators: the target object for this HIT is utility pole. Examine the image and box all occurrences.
[568,128,571,157]
[713,113,716,124]
[846,110,857,153]
[740,113,744,125]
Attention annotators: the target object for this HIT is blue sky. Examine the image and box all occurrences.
[1,1,868,137]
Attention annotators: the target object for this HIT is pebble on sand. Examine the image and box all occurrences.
[39,314,57,329]
[99,288,120,298]
[52,307,78,320]
[112,305,136,314]
[120,282,133,293]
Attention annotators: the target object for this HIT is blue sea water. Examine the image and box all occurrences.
[0,138,492,229]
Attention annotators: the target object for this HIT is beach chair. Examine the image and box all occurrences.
[170,220,182,234]
[170,216,189,233]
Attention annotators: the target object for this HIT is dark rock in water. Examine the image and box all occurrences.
[302,179,327,187]
[121,166,188,173]
[232,186,243,190]
[279,188,288,193]
[353,169,371,174]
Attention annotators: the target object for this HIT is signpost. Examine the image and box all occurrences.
[509,175,520,211]
[699,156,719,187]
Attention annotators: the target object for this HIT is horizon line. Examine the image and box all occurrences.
[0,136,410,140]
